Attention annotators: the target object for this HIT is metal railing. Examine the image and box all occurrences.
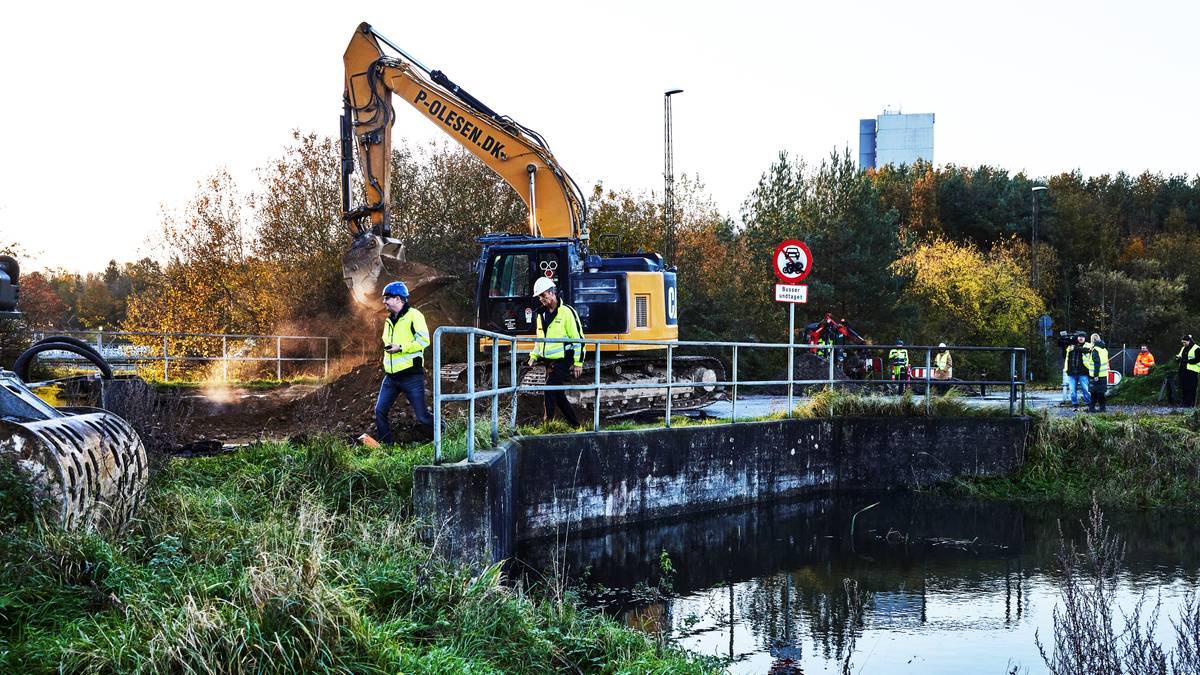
[432,326,1027,463]
[31,329,331,383]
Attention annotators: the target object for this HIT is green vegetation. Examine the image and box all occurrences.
[0,437,718,674]
[1107,363,1172,404]
[949,411,1200,509]
[794,387,1015,418]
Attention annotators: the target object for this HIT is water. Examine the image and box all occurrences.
[515,493,1200,674]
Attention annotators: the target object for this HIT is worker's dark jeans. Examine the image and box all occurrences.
[543,357,580,427]
[1182,370,1198,408]
[1088,378,1107,412]
[375,368,433,444]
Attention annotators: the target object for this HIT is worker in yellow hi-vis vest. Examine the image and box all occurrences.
[528,277,585,427]
[374,281,433,443]
[888,340,909,395]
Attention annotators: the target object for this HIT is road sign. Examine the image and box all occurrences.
[772,240,813,283]
[774,284,808,303]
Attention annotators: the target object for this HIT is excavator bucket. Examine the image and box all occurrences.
[342,234,453,307]
[0,372,146,531]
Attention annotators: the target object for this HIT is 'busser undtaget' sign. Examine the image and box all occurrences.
[773,239,812,303]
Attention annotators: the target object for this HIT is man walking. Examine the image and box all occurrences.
[1064,333,1092,411]
[374,281,433,444]
[1087,333,1109,413]
[528,277,585,427]
[1178,335,1200,408]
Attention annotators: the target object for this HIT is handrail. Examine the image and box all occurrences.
[431,326,1028,464]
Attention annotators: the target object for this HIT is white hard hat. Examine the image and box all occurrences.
[532,277,557,297]
[938,342,947,348]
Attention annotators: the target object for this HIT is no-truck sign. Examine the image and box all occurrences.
[773,240,812,283]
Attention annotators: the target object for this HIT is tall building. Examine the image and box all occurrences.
[858,111,935,169]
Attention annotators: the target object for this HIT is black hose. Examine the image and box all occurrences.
[14,341,113,382]
[32,335,107,365]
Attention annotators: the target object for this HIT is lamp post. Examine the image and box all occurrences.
[664,89,683,267]
[1031,186,1048,290]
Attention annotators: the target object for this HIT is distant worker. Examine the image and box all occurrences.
[1064,332,1093,411]
[374,281,433,444]
[529,277,585,427]
[1133,345,1156,376]
[888,340,909,395]
[1087,333,1109,413]
[1177,335,1200,408]
[932,342,953,393]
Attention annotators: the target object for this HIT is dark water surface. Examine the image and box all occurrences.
[515,493,1200,674]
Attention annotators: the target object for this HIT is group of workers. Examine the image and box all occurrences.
[1060,333,1113,412]
[372,276,584,444]
[885,340,954,394]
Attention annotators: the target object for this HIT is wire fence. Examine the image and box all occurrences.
[30,329,332,383]
[431,326,1027,463]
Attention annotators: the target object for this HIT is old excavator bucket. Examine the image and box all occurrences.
[342,234,453,307]
[0,337,148,532]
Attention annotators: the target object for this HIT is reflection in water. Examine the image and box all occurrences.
[515,493,1200,674]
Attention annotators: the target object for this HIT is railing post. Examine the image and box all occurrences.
[731,345,739,423]
[828,343,835,390]
[467,333,476,462]
[925,347,932,413]
[491,340,499,447]
[510,337,518,430]
[163,335,169,383]
[222,335,228,383]
[593,341,601,432]
[433,329,442,463]
[1020,350,1027,416]
[665,345,673,428]
[276,336,282,381]
[324,337,330,380]
[1009,350,1017,416]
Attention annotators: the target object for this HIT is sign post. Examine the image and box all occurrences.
[772,240,813,415]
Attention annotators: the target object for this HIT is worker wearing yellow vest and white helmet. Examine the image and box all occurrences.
[528,277,585,426]
[374,281,433,443]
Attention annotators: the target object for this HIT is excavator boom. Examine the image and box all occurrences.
[341,22,587,305]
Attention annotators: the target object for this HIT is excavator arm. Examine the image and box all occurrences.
[341,22,588,305]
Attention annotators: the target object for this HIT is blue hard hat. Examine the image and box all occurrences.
[896,339,905,346]
[382,281,409,298]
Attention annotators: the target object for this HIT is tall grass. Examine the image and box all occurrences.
[0,436,719,674]
[950,411,1200,508]
[795,387,1016,419]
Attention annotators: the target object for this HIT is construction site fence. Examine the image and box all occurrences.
[432,326,1028,464]
[30,329,331,383]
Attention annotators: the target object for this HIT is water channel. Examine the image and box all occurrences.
[516,493,1200,674]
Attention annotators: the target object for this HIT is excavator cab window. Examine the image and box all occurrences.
[479,246,570,335]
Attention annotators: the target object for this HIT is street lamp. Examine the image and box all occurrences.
[1031,186,1048,290]
[664,89,683,267]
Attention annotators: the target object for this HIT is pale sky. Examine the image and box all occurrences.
[2,0,1196,272]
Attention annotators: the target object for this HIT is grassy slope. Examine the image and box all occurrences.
[0,436,719,674]
[948,411,1200,508]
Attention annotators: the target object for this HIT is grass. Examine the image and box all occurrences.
[1107,362,1172,404]
[0,435,720,674]
[793,387,1016,419]
[947,410,1200,509]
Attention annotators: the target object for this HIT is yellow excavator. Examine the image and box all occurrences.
[340,22,721,416]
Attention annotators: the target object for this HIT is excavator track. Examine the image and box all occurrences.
[442,354,726,419]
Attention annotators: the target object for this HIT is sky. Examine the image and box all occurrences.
[2,0,1197,272]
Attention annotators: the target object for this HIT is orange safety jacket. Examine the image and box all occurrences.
[1133,351,1156,376]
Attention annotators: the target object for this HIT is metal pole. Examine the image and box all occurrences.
[324,338,329,379]
[1021,350,1027,416]
[276,336,282,381]
[163,335,169,383]
[665,345,673,428]
[925,347,932,413]
[1009,350,1017,416]
[731,345,738,423]
[828,342,835,390]
[491,340,499,446]
[510,338,519,429]
[222,335,228,383]
[467,333,476,461]
[787,304,795,417]
[433,331,442,463]
[593,343,601,432]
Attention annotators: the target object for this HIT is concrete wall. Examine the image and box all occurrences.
[413,416,1027,565]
